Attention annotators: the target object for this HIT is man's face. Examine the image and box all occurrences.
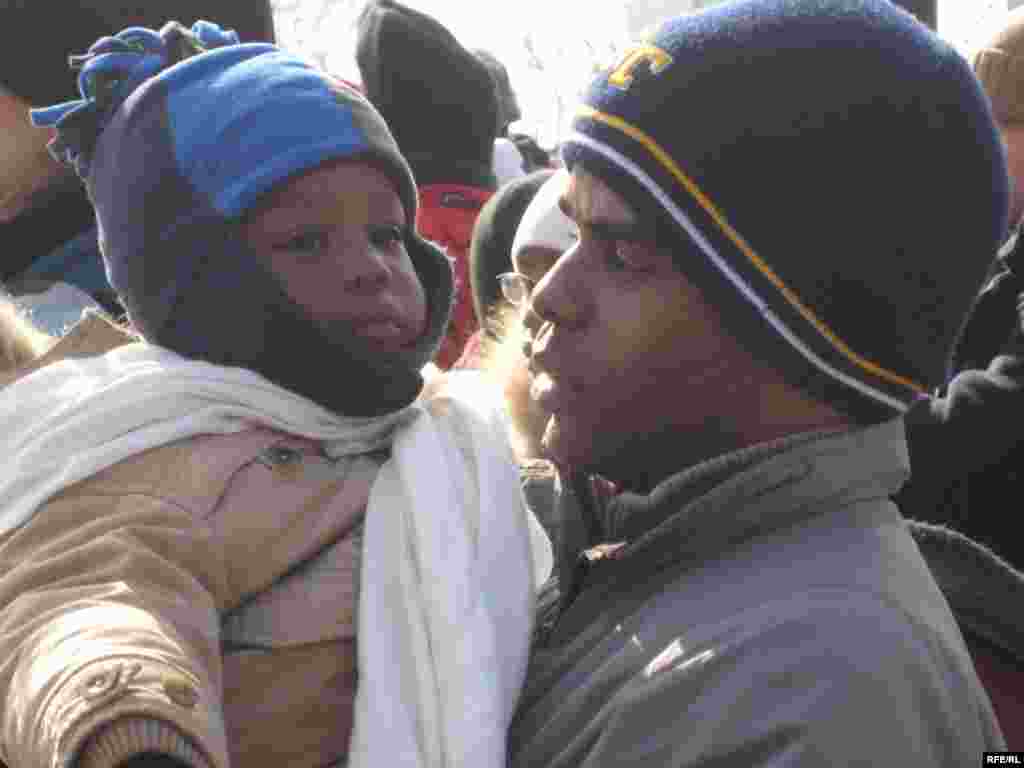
[526,167,740,479]
[242,160,427,353]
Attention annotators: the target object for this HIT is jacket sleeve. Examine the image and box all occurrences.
[897,352,1024,535]
[0,490,230,768]
[911,353,1024,471]
[568,594,1000,767]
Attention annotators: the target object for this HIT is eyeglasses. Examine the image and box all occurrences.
[497,272,535,307]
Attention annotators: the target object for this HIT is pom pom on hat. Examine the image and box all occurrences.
[0,0,274,108]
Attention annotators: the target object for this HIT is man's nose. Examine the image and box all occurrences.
[528,242,584,332]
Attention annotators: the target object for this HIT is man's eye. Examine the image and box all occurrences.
[603,240,657,274]
[604,241,635,271]
[369,224,407,250]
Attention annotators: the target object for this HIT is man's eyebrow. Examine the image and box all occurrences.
[559,194,653,241]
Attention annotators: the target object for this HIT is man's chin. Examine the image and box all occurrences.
[540,413,590,474]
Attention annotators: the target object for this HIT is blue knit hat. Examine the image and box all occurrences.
[31,21,454,417]
[563,0,1008,419]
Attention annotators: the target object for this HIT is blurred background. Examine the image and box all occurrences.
[270,0,1015,148]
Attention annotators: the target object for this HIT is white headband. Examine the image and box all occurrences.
[510,168,576,262]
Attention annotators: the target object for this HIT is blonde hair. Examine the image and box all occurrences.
[0,298,55,373]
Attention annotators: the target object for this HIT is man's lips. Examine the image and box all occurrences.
[528,330,583,413]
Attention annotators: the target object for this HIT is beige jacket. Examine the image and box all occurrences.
[0,315,383,768]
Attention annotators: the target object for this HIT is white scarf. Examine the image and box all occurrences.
[0,341,552,768]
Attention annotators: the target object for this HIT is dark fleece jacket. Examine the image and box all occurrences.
[896,231,1024,571]
[355,0,499,189]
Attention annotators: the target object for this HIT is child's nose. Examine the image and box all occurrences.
[342,241,391,295]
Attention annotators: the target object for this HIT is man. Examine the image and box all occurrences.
[950,6,1024,376]
[0,0,274,335]
[509,0,1008,764]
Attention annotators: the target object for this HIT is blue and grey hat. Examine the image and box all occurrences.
[563,0,1008,420]
[32,21,454,417]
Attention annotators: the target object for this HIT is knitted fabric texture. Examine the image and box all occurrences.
[563,0,1008,418]
[973,7,1024,125]
[355,0,499,189]
[31,21,454,417]
[474,48,522,135]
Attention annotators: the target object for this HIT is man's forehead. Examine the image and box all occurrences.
[562,167,637,226]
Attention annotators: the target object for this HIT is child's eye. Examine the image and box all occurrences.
[276,231,329,258]
[369,224,407,250]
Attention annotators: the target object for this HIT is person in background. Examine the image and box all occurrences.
[890,8,1024,740]
[474,48,547,187]
[356,0,500,368]
[509,0,1009,764]
[0,0,275,336]
[474,48,522,139]
[0,21,549,768]
[455,169,554,370]
[509,132,556,174]
[895,5,1024,577]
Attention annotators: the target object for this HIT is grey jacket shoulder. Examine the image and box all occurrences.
[512,425,1003,767]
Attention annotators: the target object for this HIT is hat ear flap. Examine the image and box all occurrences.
[406,234,455,367]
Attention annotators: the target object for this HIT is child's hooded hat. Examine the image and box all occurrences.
[32,21,454,417]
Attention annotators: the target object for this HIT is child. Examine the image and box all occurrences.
[0,22,550,768]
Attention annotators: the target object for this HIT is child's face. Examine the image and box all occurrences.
[241,160,427,351]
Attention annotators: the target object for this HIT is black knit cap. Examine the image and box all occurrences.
[473,48,522,135]
[356,0,499,189]
[563,0,1008,420]
[0,0,274,107]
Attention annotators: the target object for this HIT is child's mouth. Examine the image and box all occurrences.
[352,316,421,349]
[357,320,406,340]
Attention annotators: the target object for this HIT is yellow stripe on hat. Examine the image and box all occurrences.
[576,105,926,396]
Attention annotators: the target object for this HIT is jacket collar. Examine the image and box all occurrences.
[557,419,910,596]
